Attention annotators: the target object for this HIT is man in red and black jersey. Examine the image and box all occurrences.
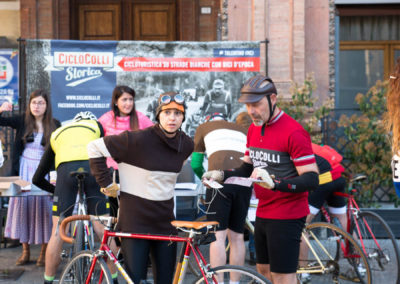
[203,75,319,284]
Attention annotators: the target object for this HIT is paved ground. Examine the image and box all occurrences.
[1,239,399,283]
[0,241,256,284]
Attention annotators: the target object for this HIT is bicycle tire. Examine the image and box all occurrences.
[74,220,85,254]
[194,264,270,284]
[350,210,400,284]
[60,250,112,284]
[299,222,372,284]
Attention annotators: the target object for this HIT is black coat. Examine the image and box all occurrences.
[0,113,61,176]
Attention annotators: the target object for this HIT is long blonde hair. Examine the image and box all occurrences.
[384,57,400,154]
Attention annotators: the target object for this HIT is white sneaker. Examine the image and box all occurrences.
[299,273,311,283]
[357,264,366,276]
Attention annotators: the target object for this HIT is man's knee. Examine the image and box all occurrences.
[257,263,270,279]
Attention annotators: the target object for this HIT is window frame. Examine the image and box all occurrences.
[340,40,400,79]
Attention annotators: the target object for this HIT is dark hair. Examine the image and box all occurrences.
[111,85,139,131]
[23,89,57,146]
[235,111,252,130]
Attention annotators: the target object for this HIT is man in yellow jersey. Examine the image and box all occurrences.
[33,111,118,284]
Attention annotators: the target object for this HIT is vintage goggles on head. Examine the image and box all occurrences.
[159,93,185,106]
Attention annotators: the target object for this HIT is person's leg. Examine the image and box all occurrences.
[227,229,246,282]
[227,230,246,266]
[270,272,297,284]
[36,243,47,266]
[226,185,252,268]
[121,238,150,284]
[44,163,77,283]
[205,186,231,270]
[44,216,63,280]
[256,264,272,281]
[268,218,305,284]
[150,240,177,284]
[327,177,348,230]
[254,217,272,282]
[16,242,30,265]
[210,230,228,268]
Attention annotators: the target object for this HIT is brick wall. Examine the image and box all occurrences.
[226,0,332,101]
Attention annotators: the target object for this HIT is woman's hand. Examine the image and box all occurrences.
[0,102,12,113]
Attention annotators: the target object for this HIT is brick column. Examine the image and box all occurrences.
[20,0,69,39]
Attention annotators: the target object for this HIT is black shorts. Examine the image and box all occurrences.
[52,161,109,217]
[254,217,305,273]
[205,184,251,233]
[308,177,346,209]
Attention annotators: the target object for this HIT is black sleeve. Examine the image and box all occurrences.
[223,162,253,180]
[96,121,105,137]
[0,113,22,129]
[54,119,61,128]
[274,171,319,193]
[32,144,56,194]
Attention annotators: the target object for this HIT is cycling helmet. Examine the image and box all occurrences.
[73,111,97,122]
[239,75,278,125]
[155,92,186,122]
[205,112,226,122]
[238,75,277,103]
[213,79,225,89]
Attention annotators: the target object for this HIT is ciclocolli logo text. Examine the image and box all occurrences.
[53,52,114,87]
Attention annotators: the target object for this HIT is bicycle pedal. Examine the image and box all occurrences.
[60,250,68,259]
[339,273,361,283]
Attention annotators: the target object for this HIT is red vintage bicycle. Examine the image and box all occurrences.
[320,174,400,284]
[58,214,270,284]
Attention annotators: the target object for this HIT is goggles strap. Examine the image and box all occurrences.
[158,123,178,135]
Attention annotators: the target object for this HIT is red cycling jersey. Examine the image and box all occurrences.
[245,110,316,219]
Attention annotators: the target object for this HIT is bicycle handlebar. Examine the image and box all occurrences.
[59,215,117,244]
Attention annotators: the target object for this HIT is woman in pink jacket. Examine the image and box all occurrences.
[98,85,153,214]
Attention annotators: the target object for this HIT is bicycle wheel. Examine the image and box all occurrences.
[299,222,372,284]
[60,250,112,284]
[74,220,85,254]
[194,265,270,283]
[350,210,400,284]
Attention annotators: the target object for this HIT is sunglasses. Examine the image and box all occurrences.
[159,94,185,106]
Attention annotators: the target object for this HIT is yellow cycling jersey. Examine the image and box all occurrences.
[50,119,101,169]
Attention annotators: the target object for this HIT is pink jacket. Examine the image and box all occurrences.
[98,110,153,169]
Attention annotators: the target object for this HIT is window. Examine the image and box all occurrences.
[338,14,400,109]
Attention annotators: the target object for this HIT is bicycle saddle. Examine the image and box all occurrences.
[171,220,219,230]
[70,168,89,179]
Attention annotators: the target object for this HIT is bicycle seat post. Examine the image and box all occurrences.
[76,174,85,204]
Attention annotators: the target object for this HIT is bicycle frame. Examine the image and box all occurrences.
[320,189,384,257]
[61,215,218,284]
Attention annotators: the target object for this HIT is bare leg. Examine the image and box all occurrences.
[45,216,63,277]
[209,230,228,281]
[257,263,272,282]
[271,272,297,284]
[227,229,246,281]
[331,213,347,231]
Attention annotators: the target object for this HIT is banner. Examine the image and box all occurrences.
[0,50,18,106]
[26,40,260,135]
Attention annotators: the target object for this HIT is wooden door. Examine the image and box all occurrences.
[78,4,121,40]
[133,4,176,41]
